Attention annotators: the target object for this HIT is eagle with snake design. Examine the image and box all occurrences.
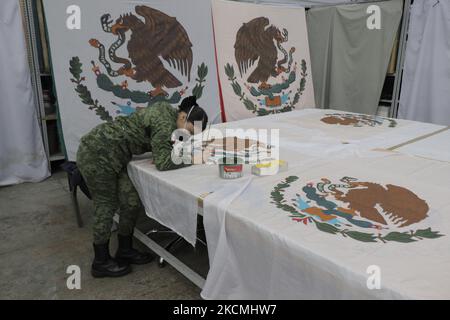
[234,17,294,90]
[89,5,193,97]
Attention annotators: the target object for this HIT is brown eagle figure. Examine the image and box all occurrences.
[234,17,287,90]
[111,6,193,97]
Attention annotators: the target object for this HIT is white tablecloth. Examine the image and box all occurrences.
[396,128,450,163]
[201,153,450,299]
[128,109,444,244]
[127,109,449,298]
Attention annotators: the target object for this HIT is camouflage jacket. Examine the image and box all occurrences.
[79,101,188,172]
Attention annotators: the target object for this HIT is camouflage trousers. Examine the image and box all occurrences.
[77,141,143,245]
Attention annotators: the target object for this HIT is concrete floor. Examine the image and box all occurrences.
[0,171,207,299]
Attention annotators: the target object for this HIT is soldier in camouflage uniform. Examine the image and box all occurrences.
[77,96,208,278]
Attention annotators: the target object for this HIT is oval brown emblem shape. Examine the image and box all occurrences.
[320,113,398,127]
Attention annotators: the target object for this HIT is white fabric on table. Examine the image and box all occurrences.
[128,109,445,247]
[203,175,255,265]
[201,153,450,299]
[0,0,50,186]
[128,159,215,246]
[396,128,450,163]
[127,109,450,299]
[212,108,445,157]
[128,155,317,246]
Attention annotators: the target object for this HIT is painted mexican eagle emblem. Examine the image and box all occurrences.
[224,17,308,116]
[320,113,397,128]
[90,5,193,97]
[271,176,443,243]
[69,5,208,120]
[235,17,292,90]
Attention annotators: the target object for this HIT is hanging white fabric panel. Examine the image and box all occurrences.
[0,0,50,186]
[43,0,221,161]
[213,0,316,122]
[398,0,450,125]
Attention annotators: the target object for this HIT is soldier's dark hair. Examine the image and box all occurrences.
[178,96,209,131]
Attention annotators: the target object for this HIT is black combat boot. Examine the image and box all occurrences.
[91,241,131,278]
[115,234,154,265]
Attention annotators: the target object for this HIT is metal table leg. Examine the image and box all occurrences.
[113,214,206,289]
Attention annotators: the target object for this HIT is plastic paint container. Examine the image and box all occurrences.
[218,157,244,179]
[252,160,288,176]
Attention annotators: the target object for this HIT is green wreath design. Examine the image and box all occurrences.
[270,176,443,243]
[224,60,308,116]
[70,57,113,122]
[69,56,208,121]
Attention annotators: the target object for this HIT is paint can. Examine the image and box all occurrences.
[218,157,244,179]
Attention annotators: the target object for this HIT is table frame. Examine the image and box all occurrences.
[113,214,206,289]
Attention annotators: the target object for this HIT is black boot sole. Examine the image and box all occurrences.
[91,265,132,278]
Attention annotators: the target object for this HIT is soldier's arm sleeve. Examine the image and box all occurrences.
[150,116,191,172]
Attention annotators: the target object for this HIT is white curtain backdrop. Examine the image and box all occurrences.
[398,0,450,125]
[0,0,50,186]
